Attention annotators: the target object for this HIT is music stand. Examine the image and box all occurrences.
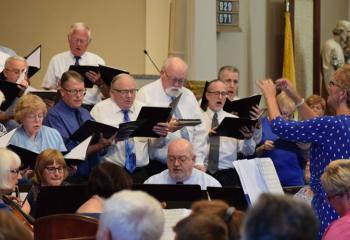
[207,186,248,211]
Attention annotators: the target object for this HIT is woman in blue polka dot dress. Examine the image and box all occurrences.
[257,65,350,239]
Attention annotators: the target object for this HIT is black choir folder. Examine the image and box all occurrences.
[0,81,21,111]
[25,45,41,79]
[68,65,99,88]
[69,119,145,142]
[7,136,92,169]
[69,65,129,88]
[99,64,129,86]
[223,95,262,118]
[213,117,258,140]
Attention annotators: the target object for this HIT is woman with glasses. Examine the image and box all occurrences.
[257,64,350,239]
[0,148,22,210]
[22,149,69,217]
[256,93,305,187]
[9,94,66,153]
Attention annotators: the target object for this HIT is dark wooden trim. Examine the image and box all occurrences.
[313,0,321,94]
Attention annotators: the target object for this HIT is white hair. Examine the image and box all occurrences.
[68,22,91,42]
[0,148,21,189]
[97,190,165,240]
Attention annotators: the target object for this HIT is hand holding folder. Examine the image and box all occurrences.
[212,117,258,140]
[223,95,262,118]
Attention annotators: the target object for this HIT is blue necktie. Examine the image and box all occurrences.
[74,56,81,66]
[170,96,189,140]
[122,109,136,173]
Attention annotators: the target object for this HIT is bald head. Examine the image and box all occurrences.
[167,138,196,182]
[160,57,188,91]
[110,73,137,110]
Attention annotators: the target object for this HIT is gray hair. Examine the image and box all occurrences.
[0,148,21,189]
[97,190,165,240]
[4,55,27,69]
[218,65,239,79]
[242,193,318,240]
[68,22,91,42]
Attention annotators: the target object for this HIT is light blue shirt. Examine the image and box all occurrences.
[9,125,67,153]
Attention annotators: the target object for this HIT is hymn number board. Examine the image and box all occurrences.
[216,0,240,32]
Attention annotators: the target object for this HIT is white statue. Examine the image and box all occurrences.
[321,20,350,85]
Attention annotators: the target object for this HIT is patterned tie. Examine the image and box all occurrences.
[74,56,81,66]
[208,112,220,174]
[122,109,136,173]
[170,96,189,140]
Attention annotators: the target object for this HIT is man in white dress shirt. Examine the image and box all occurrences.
[144,138,221,190]
[137,57,208,175]
[204,79,261,186]
[42,22,105,106]
[90,73,168,183]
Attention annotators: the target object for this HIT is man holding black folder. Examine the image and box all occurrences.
[42,22,105,106]
[91,74,169,183]
[137,57,208,174]
[0,56,29,130]
[44,71,112,181]
[203,80,261,186]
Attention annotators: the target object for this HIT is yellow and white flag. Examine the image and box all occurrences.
[282,12,296,88]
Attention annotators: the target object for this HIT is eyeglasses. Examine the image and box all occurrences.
[112,88,138,96]
[9,168,20,175]
[5,68,27,75]
[26,113,45,120]
[168,155,191,163]
[62,87,87,96]
[326,192,344,202]
[164,71,186,85]
[45,166,66,174]
[207,91,228,97]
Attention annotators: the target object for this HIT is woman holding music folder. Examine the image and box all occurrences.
[9,94,66,153]
[255,93,305,187]
[21,149,69,218]
[257,64,350,239]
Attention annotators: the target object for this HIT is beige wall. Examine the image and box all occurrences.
[0,0,147,88]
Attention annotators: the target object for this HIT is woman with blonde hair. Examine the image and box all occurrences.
[9,94,66,153]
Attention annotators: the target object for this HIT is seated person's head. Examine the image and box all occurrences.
[205,80,228,112]
[306,95,326,117]
[321,159,350,216]
[0,210,33,240]
[14,94,47,135]
[59,70,86,109]
[0,148,21,193]
[88,162,132,199]
[242,193,318,240]
[191,200,245,240]
[167,138,196,183]
[32,149,68,186]
[97,190,165,240]
[3,56,28,83]
[277,93,295,120]
[109,73,137,110]
[174,214,228,240]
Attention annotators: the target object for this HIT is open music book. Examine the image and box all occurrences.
[233,158,284,205]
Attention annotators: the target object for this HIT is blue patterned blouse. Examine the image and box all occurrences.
[271,115,350,239]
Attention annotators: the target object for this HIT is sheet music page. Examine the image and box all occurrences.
[234,159,268,204]
[26,46,41,68]
[257,158,284,194]
[64,136,92,160]
[0,128,16,148]
[161,208,191,240]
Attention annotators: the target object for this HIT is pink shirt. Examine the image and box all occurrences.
[323,211,350,240]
